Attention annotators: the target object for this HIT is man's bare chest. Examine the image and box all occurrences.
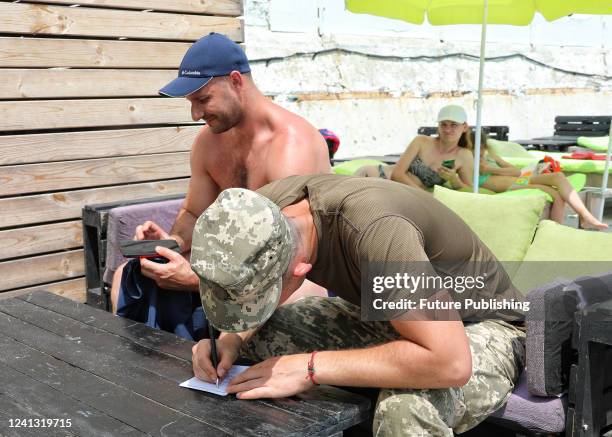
[207,148,268,190]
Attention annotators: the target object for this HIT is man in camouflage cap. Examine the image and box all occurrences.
[190,188,293,333]
[191,174,526,437]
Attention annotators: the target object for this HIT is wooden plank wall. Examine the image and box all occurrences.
[0,0,243,302]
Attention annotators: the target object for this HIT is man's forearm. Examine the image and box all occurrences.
[170,208,198,252]
[310,340,469,389]
[220,328,259,347]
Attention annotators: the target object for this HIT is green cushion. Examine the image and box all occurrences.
[512,220,612,294]
[458,187,496,195]
[577,136,610,153]
[497,188,554,202]
[564,172,587,191]
[333,159,385,175]
[502,156,539,169]
[433,186,546,278]
[487,138,534,158]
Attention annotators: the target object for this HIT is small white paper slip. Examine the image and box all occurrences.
[179,365,250,396]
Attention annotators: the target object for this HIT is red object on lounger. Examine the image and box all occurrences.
[561,151,608,160]
[540,156,562,173]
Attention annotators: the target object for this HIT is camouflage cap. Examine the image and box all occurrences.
[190,188,292,333]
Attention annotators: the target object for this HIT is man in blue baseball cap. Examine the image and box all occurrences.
[159,32,252,99]
[110,33,331,339]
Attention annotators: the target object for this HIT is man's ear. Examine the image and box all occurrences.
[292,262,312,278]
[228,71,243,88]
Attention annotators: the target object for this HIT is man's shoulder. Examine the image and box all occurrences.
[190,125,231,162]
[192,124,218,147]
[267,104,324,148]
[261,106,331,176]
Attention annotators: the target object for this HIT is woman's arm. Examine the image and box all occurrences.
[391,136,427,189]
[486,150,521,176]
[448,149,474,189]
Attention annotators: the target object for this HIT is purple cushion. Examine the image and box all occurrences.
[103,199,184,284]
[491,371,566,433]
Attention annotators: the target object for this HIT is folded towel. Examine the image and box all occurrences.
[561,151,608,160]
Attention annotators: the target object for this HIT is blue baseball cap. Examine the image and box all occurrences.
[159,33,250,97]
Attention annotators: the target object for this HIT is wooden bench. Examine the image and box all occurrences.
[514,116,611,151]
[554,116,611,138]
[418,125,510,141]
[82,195,185,310]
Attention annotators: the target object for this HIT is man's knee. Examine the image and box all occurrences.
[374,388,461,437]
[110,262,127,314]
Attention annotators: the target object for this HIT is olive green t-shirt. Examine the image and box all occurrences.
[257,174,524,321]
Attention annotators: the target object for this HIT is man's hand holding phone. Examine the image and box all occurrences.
[134,221,171,242]
[139,246,200,291]
[119,239,180,263]
[119,238,199,291]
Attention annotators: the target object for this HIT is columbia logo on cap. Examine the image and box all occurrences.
[181,70,202,76]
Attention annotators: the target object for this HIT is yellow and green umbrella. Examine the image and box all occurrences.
[346,0,612,217]
[346,0,611,26]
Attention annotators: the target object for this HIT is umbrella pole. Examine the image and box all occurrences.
[472,0,488,193]
[597,122,612,221]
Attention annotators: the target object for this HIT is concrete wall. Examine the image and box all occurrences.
[244,0,612,158]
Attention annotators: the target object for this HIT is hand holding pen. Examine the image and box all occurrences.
[208,324,219,388]
[191,331,243,386]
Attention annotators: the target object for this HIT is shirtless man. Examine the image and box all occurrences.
[110,33,330,337]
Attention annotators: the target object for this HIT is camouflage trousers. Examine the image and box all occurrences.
[241,297,525,437]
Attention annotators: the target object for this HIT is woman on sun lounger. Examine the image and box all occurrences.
[355,105,474,190]
[476,132,607,230]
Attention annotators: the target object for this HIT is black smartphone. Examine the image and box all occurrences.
[119,239,180,263]
[442,159,455,169]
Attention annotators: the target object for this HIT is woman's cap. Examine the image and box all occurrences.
[437,105,468,124]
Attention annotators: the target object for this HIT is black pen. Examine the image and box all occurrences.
[208,323,219,388]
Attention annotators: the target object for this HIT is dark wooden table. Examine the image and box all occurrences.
[0,291,371,437]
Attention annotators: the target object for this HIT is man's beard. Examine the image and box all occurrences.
[205,111,241,134]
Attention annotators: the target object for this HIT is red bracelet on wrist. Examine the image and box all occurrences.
[306,351,319,385]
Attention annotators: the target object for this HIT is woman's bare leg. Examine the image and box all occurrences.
[353,165,379,177]
[354,164,396,178]
[512,184,565,223]
[481,175,517,193]
[529,173,607,230]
